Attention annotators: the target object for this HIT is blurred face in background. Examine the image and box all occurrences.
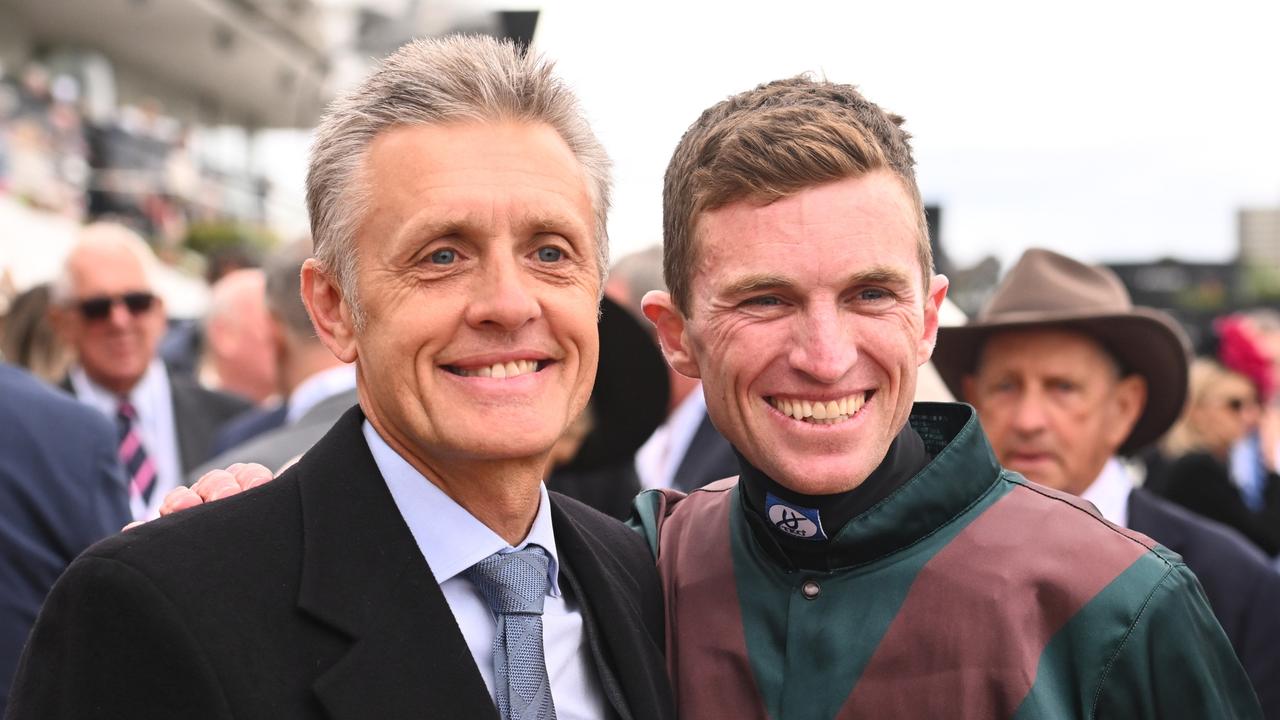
[964,329,1145,496]
[1189,371,1260,459]
[55,242,166,395]
[205,269,277,404]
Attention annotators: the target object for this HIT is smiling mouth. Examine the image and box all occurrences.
[766,391,873,425]
[443,360,551,379]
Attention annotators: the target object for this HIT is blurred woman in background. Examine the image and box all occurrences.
[1157,358,1280,556]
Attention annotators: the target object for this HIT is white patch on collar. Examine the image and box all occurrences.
[765,492,828,541]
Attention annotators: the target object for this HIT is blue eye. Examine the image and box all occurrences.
[429,249,456,264]
[744,295,782,307]
[537,246,563,262]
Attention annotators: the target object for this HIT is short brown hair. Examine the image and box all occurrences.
[662,76,930,314]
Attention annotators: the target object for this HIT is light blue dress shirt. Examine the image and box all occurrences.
[362,421,606,719]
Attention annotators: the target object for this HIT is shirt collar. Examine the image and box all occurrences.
[1081,458,1133,527]
[71,357,168,413]
[285,364,356,425]
[361,420,561,596]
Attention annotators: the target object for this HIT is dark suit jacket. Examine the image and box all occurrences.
[549,410,740,519]
[1128,487,1280,718]
[192,390,358,482]
[673,412,738,492]
[1158,451,1280,556]
[208,403,288,459]
[6,407,675,720]
[61,365,251,478]
[0,364,130,716]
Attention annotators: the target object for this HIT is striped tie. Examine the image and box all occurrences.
[116,401,157,504]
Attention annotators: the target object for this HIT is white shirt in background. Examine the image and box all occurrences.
[1080,457,1135,528]
[71,358,182,521]
[634,385,710,491]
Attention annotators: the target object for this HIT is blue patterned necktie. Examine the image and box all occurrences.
[465,546,557,720]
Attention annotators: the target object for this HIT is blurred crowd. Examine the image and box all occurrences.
[0,61,265,249]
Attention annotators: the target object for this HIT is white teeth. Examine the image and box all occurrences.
[454,360,540,379]
[767,392,868,424]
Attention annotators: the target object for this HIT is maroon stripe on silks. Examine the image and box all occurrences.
[838,483,1150,720]
[655,479,769,720]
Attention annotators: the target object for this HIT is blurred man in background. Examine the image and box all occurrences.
[0,362,129,716]
[51,222,250,519]
[936,247,1280,716]
[606,245,737,491]
[200,268,278,406]
[192,242,355,479]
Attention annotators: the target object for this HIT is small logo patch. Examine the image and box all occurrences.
[765,492,827,541]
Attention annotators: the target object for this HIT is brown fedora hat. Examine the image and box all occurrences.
[933,248,1191,454]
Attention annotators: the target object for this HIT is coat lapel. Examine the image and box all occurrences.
[551,497,672,720]
[294,408,498,720]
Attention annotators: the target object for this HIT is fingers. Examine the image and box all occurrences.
[158,487,204,517]
[228,463,274,490]
[192,471,240,503]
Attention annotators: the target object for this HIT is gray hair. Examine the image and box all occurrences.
[264,241,317,338]
[606,244,666,321]
[306,35,612,328]
[51,222,161,304]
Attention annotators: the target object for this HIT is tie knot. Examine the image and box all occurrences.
[465,546,551,616]
[117,401,137,421]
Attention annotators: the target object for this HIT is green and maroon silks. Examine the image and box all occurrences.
[633,403,1262,720]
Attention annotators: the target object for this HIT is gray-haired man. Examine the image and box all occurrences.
[7,36,674,720]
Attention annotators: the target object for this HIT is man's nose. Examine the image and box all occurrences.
[463,254,542,331]
[106,299,134,328]
[1011,390,1049,434]
[787,304,856,384]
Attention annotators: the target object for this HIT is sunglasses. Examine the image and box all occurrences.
[1222,396,1257,414]
[75,292,157,321]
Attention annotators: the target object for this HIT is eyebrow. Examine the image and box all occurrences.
[845,265,914,288]
[393,208,588,248]
[719,265,914,297]
[721,273,793,297]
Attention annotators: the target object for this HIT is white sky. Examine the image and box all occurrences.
[264,0,1280,271]
[532,0,1280,269]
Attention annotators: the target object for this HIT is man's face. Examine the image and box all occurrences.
[652,171,947,494]
[964,329,1145,495]
[57,245,165,394]
[328,121,600,471]
[208,271,277,403]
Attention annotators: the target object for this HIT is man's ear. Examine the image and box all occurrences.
[1107,373,1148,450]
[641,290,701,380]
[918,274,950,366]
[301,259,358,363]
